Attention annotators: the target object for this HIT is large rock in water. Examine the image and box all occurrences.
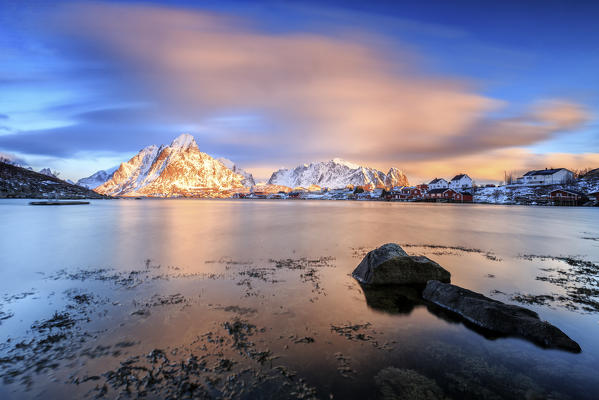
[423,280,581,353]
[352,243,450,285]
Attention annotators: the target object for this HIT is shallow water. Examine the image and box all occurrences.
[0,199,598,399]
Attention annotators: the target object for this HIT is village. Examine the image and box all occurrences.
[238,168,599,206]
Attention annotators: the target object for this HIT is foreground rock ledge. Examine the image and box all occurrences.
[352,243,451,285]
[423,280,581,353]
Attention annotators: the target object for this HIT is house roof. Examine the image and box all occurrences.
[524,168,568,176]
[428,188,455,194]
[429,178,447,184]
[550,189,586,196]
[460,191,473,196]
[450,174,470,181]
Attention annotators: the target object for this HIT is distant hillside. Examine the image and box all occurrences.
[0,161,109,199]
[580,168,599,181]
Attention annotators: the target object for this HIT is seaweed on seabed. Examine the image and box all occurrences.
[32,312,76,331]
[330,322,393,350]
[269,256,336,270]
[512,254,599,312]
[90,335,317,399]
[334,352,356,379]
[223,318,261,351]
[0,312,79,387]
[0,309,14,323]
[269,256,335,296]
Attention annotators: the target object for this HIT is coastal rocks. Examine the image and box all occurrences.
[352,243,450,285]
[375,367,446,400]
[423,280,581,353]
[353,244,581,352]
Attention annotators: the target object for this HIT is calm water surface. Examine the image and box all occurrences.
[0,199,598,399]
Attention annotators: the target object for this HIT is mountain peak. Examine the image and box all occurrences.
[331,158,360,169]
[39,168,58,178]
[95,134,250,197]
[170,133,197,150]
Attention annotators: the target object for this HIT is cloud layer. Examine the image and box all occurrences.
[65,4,590,156]
[0,2,594,181]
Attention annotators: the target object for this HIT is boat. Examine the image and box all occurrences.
[29,201,90,206]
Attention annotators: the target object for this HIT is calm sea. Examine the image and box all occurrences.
[1,199,598,399]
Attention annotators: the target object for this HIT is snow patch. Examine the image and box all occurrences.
[170,133,197,150]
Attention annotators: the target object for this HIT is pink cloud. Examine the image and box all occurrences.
[55,3,593,181]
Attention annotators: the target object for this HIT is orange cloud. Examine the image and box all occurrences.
[56,3,593,181]
[396,149,599,183]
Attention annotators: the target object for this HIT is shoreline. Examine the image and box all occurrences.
[1,196,597,207]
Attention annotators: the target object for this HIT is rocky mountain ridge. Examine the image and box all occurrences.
[268,158,409,189]
[95,134,249,197]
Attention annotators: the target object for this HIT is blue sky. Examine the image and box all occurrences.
[0,0,597,182]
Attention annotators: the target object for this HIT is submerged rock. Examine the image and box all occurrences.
[375,367,446,400]
[352,243,450,285]
[422,280,581,353]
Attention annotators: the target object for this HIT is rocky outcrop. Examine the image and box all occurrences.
[423,280,581,352]
[0,161,108,199]
[352,243,450,285]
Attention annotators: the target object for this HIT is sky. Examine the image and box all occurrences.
[0,0,598,183]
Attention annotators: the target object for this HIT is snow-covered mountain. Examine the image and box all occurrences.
[38,168,58,178]
[95,134,249,197]
[217,158,256,187]
[76,167,118,189]
[384,167,409,188]
[267,158,409,189]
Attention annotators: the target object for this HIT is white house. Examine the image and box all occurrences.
[428,178,449,190]
[449,174,473,189]
[521,168,574,186]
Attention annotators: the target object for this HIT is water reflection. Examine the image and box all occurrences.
[359,284,425,315]
[359,279,583,352]
[0,199,598,399]
[360,282,513,341]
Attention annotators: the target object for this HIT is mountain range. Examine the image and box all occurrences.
[2,134,409,197]
[268,158,408,189]
[81,134,409,196]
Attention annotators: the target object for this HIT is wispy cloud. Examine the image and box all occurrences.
[0,2,594,181]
